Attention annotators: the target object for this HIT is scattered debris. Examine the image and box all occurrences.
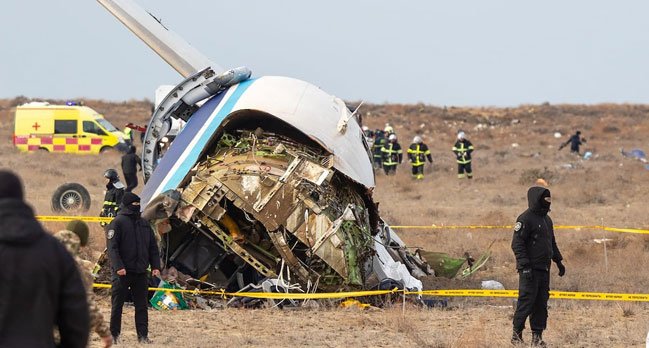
[150,280,189,310]
[481,280,505,290]
[553,132,562,139]
[620,148,647,163]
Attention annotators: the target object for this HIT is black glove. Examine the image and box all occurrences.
[556,261,566,277]
[520,268,533,280]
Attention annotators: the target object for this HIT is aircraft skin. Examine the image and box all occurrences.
[98,0,429,294]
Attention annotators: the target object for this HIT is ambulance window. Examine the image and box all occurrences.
[54,120,77,134]
[83,121,107,135]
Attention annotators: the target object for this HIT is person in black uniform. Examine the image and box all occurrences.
[107,192,161,344]
[381,133,403,175]
[511,187,566,347]
[452,131,474,179]
[559,131,586,155]
[407,136,433,180]
[0,170,89,348]
[100,169,125,226]
[372,130,386,170]
[121,145,142,192]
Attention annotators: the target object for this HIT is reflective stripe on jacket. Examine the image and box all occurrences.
[452,139,474,164]
[381,142,403,166]
[407,143,432,166]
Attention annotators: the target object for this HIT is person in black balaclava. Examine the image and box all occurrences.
[107,192,160,344]
[511,187,565,347]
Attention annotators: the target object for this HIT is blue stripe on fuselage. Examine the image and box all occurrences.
[141,79,255,206]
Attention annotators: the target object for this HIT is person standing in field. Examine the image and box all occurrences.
[0,170,89,347]
[381,133,403,175]
[407,136,433,180]
[107,192,161,344]
[559,130,586,155]
[452,131,474,179]
[121,145,142,192]
[511,186,566,347]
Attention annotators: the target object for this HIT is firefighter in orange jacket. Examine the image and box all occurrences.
[407,136,433,180]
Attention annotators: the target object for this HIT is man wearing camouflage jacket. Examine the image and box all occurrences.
[55,220,113,348]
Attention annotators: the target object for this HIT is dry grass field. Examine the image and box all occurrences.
[1,98,649,347]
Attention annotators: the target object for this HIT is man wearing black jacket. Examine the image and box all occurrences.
[0,170,89,347]
[107,192,161,344]
[511,187,565,347]
[121,145,142,192]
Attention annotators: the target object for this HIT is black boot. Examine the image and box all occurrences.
[511,330,524,345]
[531,331,547,347]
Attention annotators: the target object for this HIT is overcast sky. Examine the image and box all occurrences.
[1,1,648,106]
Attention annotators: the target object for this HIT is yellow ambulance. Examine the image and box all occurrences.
[13,102,126,154]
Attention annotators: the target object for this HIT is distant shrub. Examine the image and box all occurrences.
[518,167,556,185]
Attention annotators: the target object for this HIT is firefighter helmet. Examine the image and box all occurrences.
[413,136,423,144]
[103,169,119,181]
[388,134,397,142]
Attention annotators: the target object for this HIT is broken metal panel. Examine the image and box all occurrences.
[232,76,375,188]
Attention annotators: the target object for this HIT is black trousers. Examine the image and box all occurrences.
[457,162,473,178]
[373,156,382,169]
[111,273,149,338]
[383,164,397,175]
[513,269,550,333]
[124,172,138,192]
[411,165,424,177]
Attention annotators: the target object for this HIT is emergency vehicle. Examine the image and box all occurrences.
[13,102,126,154]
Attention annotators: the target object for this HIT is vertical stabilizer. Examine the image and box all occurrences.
[97,0,222,77]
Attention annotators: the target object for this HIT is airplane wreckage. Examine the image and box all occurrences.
[96,0,488,300]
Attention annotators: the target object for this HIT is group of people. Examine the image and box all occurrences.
[364,124,474,180]
[0,122,578,347]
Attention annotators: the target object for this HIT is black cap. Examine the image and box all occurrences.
[0,170,24,200]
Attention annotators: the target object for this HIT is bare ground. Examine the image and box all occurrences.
[1,98,649,347]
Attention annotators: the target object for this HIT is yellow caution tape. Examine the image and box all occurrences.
[37,215,113,223]
[407,289,649,302]
[93,283,649,302]
[37,215,649,234]
[390,224,649,234]
[93,283,399,299]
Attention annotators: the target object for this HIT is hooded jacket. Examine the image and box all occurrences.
[107,204,161,274]
[0,199,89,347]
[121,146,142,175]
[511,187,563,271]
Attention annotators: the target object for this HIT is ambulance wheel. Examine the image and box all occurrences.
[51,183,91,213]
[99,146,113,154]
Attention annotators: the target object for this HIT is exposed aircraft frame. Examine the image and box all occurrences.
[97,0,431,295]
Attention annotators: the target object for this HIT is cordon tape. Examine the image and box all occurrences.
[39,215,647,301]
[37,216,649,235]
[91,283,649,302]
